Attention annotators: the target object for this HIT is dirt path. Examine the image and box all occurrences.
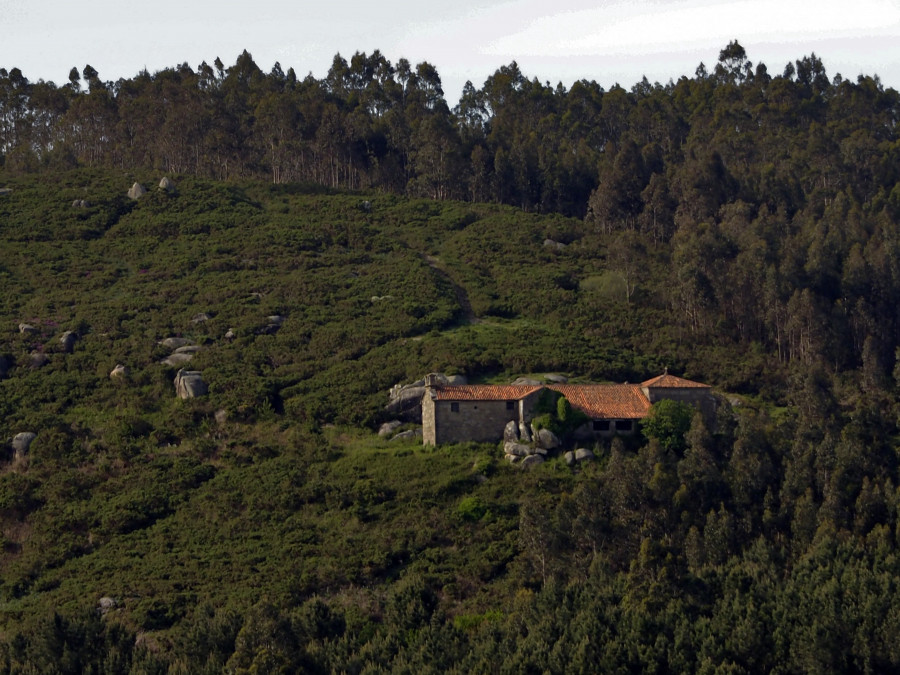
[423,254,477,324]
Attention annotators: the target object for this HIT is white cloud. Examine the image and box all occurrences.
[485,0,900,56]
[2,0,898,99]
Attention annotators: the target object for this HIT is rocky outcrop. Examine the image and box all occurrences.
[30,352,49,368]
[544,373,568,383]
[159,339,199,366]
[18,323,36,334]
[161,352,194,367]
[386,378,427,422]
[378,420,403,437]
[384,372,462,425]
[159,337,192,350]
[503,422,553,467]
[159,176,176,193]
[518,421,532,442]
[503,420,519,442]
[511,377,542,386]
[575,448,595,462]
[11,432,36,458]
[258,314,284,334]
[386,386,425,419]
[59,330,78,353]
[98,596,118,615]
[97,595,119,616]
[110,364,129,379]
[565,448,596,467]
[521,454,545,467]
[127,182,146,199]
[175,369,208,399]
[504,442,532,457]
[399,379,427,392]
[543,239,567,251]
[391,429,422,441]
[536,428,560,450]
[191,312,211,324]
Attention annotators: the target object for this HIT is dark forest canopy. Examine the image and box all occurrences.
[1,42,898,219]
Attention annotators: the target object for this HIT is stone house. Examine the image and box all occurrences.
[421,371,713,445]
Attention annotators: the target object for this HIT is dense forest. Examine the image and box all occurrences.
[1,42,900,671]
[1,42,898,217]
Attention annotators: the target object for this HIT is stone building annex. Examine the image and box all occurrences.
[422,371,713,445]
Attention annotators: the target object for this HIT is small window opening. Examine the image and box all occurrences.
[450,402,459,413]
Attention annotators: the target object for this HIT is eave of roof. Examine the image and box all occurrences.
[430,384,542,401]
[430,383,652,419]
[547,384,650,419]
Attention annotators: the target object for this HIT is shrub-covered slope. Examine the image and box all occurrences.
[1,170,900,672]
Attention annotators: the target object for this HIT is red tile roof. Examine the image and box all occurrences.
[430,384,542,401]
[429,383,652,419]
[641,373,710,389]
[548,384,650,419]
[428,374,708,419]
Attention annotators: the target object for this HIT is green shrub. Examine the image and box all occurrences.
[532,391,588,440]
[457,496,488,522]
[531,413,555,433]
[453,609,503,632]
[641,399,694,453]
[557,396,571,423]
[472,454,495,476]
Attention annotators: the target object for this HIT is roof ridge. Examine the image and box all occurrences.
[640,372,710,388]
[430,383,543,401]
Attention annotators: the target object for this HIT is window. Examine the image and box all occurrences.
[615,420,633,432]
[593,420,610,431]
[450,402,459,413]
[506,401,515,411]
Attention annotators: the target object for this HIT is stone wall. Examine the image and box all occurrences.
[576,419,640,439]
[422,381,719,446]
[428,399,512,445]
[432,399,514,445]
[422,392,437,445]
[519,393,541,425]
[424,388,544,445]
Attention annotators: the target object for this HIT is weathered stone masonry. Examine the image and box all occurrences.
[423,377,543,445]
[422,372,714,446]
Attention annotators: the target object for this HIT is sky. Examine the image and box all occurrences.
[2,0,899,103]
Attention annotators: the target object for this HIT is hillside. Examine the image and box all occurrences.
[1,169,900,671]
